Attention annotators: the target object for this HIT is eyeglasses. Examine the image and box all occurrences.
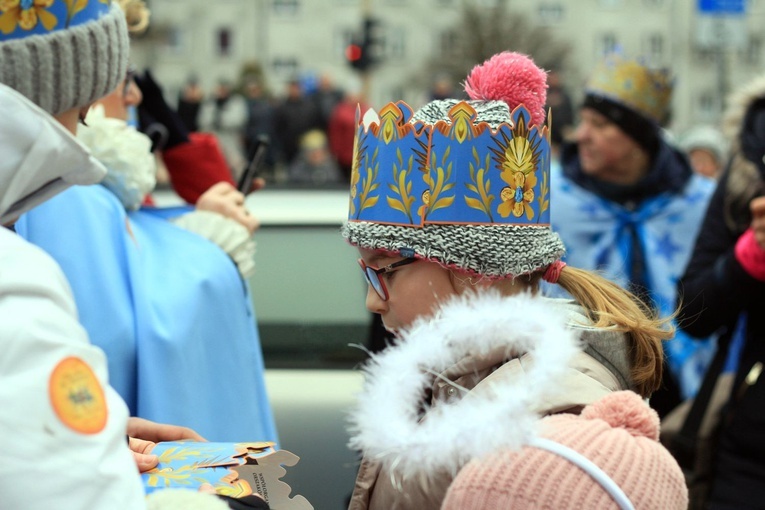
[358,257,418,301]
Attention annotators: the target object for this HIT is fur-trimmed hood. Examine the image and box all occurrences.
[722,72,765,147]
[347,291,632,481]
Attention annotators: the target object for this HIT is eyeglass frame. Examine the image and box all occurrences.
[358,257,418,301]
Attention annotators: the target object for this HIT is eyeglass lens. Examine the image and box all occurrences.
[364,266,386,300]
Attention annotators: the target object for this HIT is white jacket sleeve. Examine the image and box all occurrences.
[0,231,235,510]
[0,230,147,510]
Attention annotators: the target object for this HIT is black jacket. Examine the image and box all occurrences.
[676,168,765,508]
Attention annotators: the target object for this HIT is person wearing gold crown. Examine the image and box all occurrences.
[552,55,717,417]
[341,51,674,510]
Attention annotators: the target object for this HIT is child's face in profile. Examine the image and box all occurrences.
[357,248,459,335]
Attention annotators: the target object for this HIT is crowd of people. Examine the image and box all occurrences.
[3,0,765,509]
[172,70,365,188]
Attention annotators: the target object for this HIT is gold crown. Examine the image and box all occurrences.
[586,54,673,124]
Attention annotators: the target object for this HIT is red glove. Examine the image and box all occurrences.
[161,132,235,204]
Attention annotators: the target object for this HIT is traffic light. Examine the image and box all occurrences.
[345,17,381,73]
[346,37,370,72]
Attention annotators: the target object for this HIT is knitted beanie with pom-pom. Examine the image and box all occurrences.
[440,391,688,510]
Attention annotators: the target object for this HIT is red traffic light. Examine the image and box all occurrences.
[345,43,363,62]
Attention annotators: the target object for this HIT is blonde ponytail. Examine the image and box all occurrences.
[555,266,672,397]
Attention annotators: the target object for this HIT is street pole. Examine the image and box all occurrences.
[361,0,372,104]
[714,16,728,120]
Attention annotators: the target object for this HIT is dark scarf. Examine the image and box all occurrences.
[560,139,694,302]
[560,139,693,206]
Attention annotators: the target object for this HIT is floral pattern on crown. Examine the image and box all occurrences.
[0,0,111,39]
[348,100,551,227]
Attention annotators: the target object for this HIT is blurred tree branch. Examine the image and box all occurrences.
[421,0,571,93]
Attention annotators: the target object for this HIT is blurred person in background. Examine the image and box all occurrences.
[200,79,248,178]
[545,68,576,161]
[328,82,368,182]
[552,54,716,418]
[124,1,251,206]
[429,72,456,100]
[678,125,728,180]
[137,68,246,204]
[676,72,765,509]
[274,78,322,169]
[177,74,204,133]
[243,77,277,182]
[287,129,343,185]
[311,71,344,132]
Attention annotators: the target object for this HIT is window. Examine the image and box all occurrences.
[439,29,459,58]
[597,32,619,57]
[745,35,763,66]
[271,57,299,76]
[216,27,233,57]
[698,91,719,122]
[386,26,405,59]
[538,3,565,25]
[693,46,717,65]
[155,25,189,56]
[644,33,665,64]
[272,0,299,16]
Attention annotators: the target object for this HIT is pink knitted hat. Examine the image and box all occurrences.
[440,391,688,510]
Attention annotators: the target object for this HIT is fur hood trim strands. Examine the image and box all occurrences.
[347,290,581,482]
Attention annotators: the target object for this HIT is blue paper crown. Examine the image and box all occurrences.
[0,0,112,41]
[348,100,551,227]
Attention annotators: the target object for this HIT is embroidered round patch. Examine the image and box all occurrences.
[49,357,108,434]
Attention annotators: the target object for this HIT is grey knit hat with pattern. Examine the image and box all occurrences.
[0,0,129,116]
[342,52,565,278]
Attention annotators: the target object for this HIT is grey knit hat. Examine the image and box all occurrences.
[0,0,129,116]
[342,52,565,278]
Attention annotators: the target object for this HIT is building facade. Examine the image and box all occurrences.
[131,0,765,134]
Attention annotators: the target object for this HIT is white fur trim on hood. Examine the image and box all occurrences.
[347,290,581,480]
[723,71,765,146]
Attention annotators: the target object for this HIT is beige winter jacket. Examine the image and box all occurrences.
[347,298,635,510]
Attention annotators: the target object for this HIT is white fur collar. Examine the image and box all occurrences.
[347,290,581,479]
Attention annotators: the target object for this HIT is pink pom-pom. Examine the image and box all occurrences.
[581,391,660,441]
[464,52,548,127]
